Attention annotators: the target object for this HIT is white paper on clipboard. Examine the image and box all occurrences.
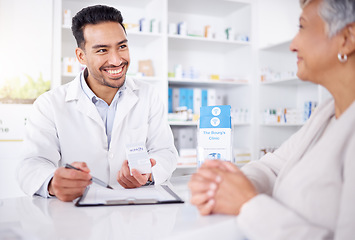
[76,184,184,206]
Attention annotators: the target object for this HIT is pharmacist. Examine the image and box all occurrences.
[17,5,178,202]
[189,0,355,239]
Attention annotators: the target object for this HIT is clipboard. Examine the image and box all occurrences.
[75,184,184,207]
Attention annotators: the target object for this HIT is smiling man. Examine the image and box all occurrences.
[17,5,178,202]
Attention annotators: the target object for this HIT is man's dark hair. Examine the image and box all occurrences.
[71,5,126,49]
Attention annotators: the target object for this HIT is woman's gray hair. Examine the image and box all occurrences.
[300,0,355,37]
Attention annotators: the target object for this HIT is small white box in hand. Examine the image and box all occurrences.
[125,142,151,175]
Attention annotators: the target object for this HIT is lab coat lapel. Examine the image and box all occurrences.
[65,72,105,129]
[76,93,105,128]
[113,86,138,127]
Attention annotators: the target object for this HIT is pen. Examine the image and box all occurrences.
[65,163,113,190]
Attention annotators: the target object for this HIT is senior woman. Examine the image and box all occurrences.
[188,0,355,239]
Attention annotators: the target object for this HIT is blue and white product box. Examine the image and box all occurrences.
[197,105,233,167]
[125,142,151,175]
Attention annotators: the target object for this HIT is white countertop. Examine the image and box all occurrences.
[0,175,246,240]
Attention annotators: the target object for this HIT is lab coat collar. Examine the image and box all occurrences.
[65,71,82,102]
[125,74,139,92]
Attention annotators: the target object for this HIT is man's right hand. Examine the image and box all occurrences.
[48,162,92,202]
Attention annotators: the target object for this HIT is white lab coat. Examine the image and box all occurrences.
[238,98,355,240]
[18,72,178,196]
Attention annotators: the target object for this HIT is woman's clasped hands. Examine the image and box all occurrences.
[188,160,258,216]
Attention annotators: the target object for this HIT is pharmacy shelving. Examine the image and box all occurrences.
[168,34,250,45]
[254,0,314,157]
[257,37,331,156]
[253,0,320,156]
[258,52,314,152]
[167,0,254,164]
